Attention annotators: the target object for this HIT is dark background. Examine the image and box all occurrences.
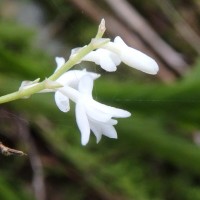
[1,0,200,199]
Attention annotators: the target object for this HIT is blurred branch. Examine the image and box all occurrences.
[17,118,46,200]
[35,118,131,200]
[67,0,177,82]
[0,142,26,156]
[156,0,200,55]
[104,0,188,75]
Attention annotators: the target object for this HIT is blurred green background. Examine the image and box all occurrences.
[1,0,200,200]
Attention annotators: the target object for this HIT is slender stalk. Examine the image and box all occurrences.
[95,18,106,39]
[48,38,109,81]
[0,19,108,104]
[0,82,45,104]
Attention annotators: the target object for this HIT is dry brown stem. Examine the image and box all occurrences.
[0,142,27,156]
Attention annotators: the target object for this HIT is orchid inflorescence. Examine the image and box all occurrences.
[0,19,159,145]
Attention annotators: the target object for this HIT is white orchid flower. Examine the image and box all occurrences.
[19,57,65,92]
[55,57,100,87]
[59,75,131,145]
[54,57,100,112]
[19,57,100,112]
[81,36,159,74]
[108,36,159,75]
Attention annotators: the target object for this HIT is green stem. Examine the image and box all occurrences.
[0,82,45,104]
[95,18,106,39]
[49,39,109,81]
[0,22,109,104]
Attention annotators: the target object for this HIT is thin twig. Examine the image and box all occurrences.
[156,0,200,55]
[0,142,27,156]
[104,0,188,75]
[16,117,46,200]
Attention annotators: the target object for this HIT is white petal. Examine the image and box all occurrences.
[97,49,119,72]
[54,91,70,112]
[82,49,120,72]
[109,52,121,66]
[114,36,127,46]
[107,119,118,125]
[90,119,118,140]
[78,75,94,96]
[82,51,99,64]
[101,124,118,139]
[85,70,101,81]
[89,122,102,143]
[99,56,117,72]
[59,86,81,103]
[85,102,113,122]
[114,36,159,75]
[92,100,131,118]
[122,48,159,75]
[55,57,65,72]
[76,101,91,145]
[56,69,100,89]
[71,47,82,56]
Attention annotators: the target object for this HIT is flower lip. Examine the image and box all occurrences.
[82,49,121,72]
[58,75,131,145]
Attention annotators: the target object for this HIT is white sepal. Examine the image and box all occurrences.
[113,36,159,75]
[55,57,65,72]
[76,101,91,146]
[55,91,70,113]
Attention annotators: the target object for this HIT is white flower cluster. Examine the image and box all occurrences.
[20,35,159,145]
[54,57,131,145]
[53,36,158,145]
[80,36,159,74]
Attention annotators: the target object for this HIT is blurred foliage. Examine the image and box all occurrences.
[0,20,52,80]
[129,0,200,62]
[1,2,200,200]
